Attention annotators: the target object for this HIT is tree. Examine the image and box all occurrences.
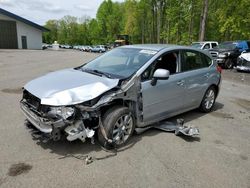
[199,0,209,41]
[43,20,59,43]
[43,0,250,45]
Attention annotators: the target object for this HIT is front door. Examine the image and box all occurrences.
[141,51,185,122]
[21,36,27,49]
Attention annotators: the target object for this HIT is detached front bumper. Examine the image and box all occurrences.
[20,100,95,142]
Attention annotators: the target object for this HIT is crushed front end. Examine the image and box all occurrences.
[20,90,97,142]
[236,54,250,72]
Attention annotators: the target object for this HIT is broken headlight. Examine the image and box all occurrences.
[49,107,75,120]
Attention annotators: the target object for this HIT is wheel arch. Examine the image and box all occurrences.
[209,84,219,98]
[99,99,136,117]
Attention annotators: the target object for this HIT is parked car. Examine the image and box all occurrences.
[85,46,93,52]
[20,44,221,148]
[73,45,80,50]
[78,45,86,51]
[60,44,72,49]
[191,41,218,50]
[209,41,250,69]
[42,43,48,50]
[91,45,106,53]
[236,51,250,72]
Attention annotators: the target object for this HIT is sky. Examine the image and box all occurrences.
[0,0,124,25]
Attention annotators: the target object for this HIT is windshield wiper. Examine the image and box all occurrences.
[92,69,111,78]
[81,68,111,78]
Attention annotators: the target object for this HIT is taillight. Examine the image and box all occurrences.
[216,65,222,74]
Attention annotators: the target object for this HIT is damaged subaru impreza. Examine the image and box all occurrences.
[20,44,221,147]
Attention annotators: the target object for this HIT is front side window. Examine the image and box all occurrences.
[141,51,179,81]
[203,44,210,49]
[181,51,210,72]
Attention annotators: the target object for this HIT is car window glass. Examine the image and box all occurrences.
[181,51,207,71]
[202,54,212,67]
[212,43,217,48]
[83,48,155,78]
[203,44,210,49]
[141,51,179,81]
[97,56,128,68]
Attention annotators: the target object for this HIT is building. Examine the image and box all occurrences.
[0,8,49,49]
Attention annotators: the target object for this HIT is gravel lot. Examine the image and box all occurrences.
[0,49,249,188]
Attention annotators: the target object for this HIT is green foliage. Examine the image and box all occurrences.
[43,0,250,45]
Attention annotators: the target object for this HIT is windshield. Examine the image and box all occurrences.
[215,42,236,50]
[191,43,203,49]
[80,48,157,78]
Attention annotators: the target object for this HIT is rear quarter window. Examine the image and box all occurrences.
[201,54,213,67]
[212,43,217,48]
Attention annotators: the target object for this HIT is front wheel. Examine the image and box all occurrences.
[98,106,135,147]
[199,86,216,112]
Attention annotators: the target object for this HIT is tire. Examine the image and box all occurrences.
[224,58,233,69]
[199,86,216,113]
[98,106,135,147]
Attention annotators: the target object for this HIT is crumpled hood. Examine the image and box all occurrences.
[24,68,119,106]
[239,52,250,61]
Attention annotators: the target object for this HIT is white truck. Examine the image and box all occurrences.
[191,41,218,50]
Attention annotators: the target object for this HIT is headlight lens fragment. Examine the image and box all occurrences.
[51,107,75,119]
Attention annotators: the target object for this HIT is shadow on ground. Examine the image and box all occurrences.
[25,102,223,161]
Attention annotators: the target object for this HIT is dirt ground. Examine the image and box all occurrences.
[0,49,249,188]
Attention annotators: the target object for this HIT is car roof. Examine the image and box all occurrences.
[119,44,203,52]
[192,41,218,44]
[119,44,213,58]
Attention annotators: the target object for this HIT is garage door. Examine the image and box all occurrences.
[0,20,18,49]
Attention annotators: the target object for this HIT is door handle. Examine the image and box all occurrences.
[177,80,185,86]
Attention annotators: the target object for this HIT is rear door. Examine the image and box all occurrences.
[179,50,213,109]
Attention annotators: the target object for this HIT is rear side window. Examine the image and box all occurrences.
[181,51,210,72]
[212,43,217,48]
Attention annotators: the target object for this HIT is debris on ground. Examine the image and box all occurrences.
[135,119,200,137]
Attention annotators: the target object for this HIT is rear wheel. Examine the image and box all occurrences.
[199,86,216,112]
[98,106,135,147]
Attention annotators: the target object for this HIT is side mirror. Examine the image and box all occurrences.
[151,69,170,86]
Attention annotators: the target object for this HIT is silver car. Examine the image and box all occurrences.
[20,44,221,147]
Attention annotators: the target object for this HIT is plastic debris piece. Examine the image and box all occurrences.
[135,119,200,137]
